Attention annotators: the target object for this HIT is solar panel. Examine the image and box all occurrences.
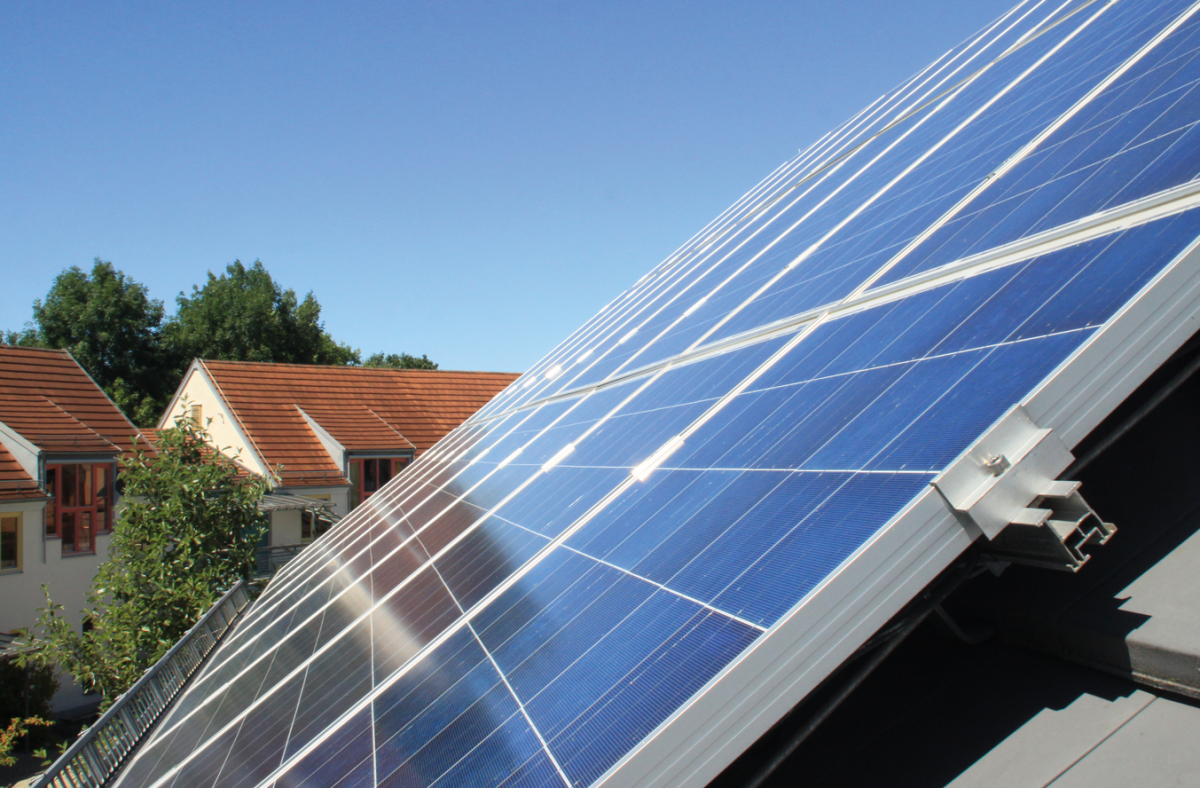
[111,1,1200,786]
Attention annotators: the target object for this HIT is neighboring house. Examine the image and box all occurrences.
[159,360,519,548]
[0,346,146,716]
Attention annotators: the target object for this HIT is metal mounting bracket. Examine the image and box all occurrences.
[932,405,1115,572]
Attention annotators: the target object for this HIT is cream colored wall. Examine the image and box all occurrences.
[170,367,269,477]
[270,509,304,546]
[0,499,111,717]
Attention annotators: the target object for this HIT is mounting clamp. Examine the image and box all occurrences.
[932,405,1115,572]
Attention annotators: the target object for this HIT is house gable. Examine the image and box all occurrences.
[159,361,270,479]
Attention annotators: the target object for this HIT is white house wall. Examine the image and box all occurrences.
[0,498,112,717]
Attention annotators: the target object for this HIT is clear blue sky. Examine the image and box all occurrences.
[1,0,1015,373]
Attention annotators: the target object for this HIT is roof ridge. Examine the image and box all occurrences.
[0,346,71,359]
[200,359,520,375]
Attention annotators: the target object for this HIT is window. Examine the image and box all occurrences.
[45,463,114,554]
[348,456,411,510]
[0,514,19,572]
[301,510,334,542]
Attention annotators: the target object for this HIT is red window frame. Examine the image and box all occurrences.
[348,456,411,510]
[45,463,113,555]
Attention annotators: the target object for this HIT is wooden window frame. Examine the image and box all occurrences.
[44,462,115,555]
[348,456,412,511]
[0,512,21,574]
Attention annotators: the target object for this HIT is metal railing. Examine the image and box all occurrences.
[34,581,254,788]
[255,543,307,576]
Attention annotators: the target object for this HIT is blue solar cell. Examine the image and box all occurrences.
[885,2,1200,281]
[275,708,373,788]
[372,629,551,788]
[567,470,931,626]
[284,619,374,761]
[703,0,1191,342]
[434,515,551,611]
[473,549,759,786]
[372,567,463,684]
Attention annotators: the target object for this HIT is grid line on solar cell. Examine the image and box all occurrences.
[461,621,573,788]
[555,543,767,633]
[856,0,1200,296]
[881,1,1200,281]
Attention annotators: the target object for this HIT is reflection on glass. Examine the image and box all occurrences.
[61,465,77,507]
[61,512,75,552]
[95,465,109,531]
[364,459,378,493]
[78,464,93,507]
[0,516,17,570]
[77,512,91,554]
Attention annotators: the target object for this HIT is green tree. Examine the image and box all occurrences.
[362,352,439,370]
[16,260,169,424]
[165,260,358,367]
[1,325,42,347]
[0,717,53,768]
[20,410,267,706]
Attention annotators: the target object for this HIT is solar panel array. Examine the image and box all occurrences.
[113,1,1200,786]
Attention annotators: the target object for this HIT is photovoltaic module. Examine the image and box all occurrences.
[111,1,1200,785]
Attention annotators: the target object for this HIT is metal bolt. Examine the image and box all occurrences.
[983,454,1010,476]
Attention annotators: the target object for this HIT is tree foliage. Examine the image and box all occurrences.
[0,717,53,768]
[165,260,357,367]
[17,260,170,425]
[4,259,437,426]
[1,326,41,348]
[20,411,267,706]
[363,352,439,370]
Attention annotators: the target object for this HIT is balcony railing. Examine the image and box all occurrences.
[34,581,254,788]
[255,543,308,576]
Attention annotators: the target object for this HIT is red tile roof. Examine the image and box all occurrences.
[0,347,144,454]
[0,347,145,500]
[198,361,519,488]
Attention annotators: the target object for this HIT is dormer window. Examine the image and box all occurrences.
[348,456,412,510]
[45,462,114,555]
